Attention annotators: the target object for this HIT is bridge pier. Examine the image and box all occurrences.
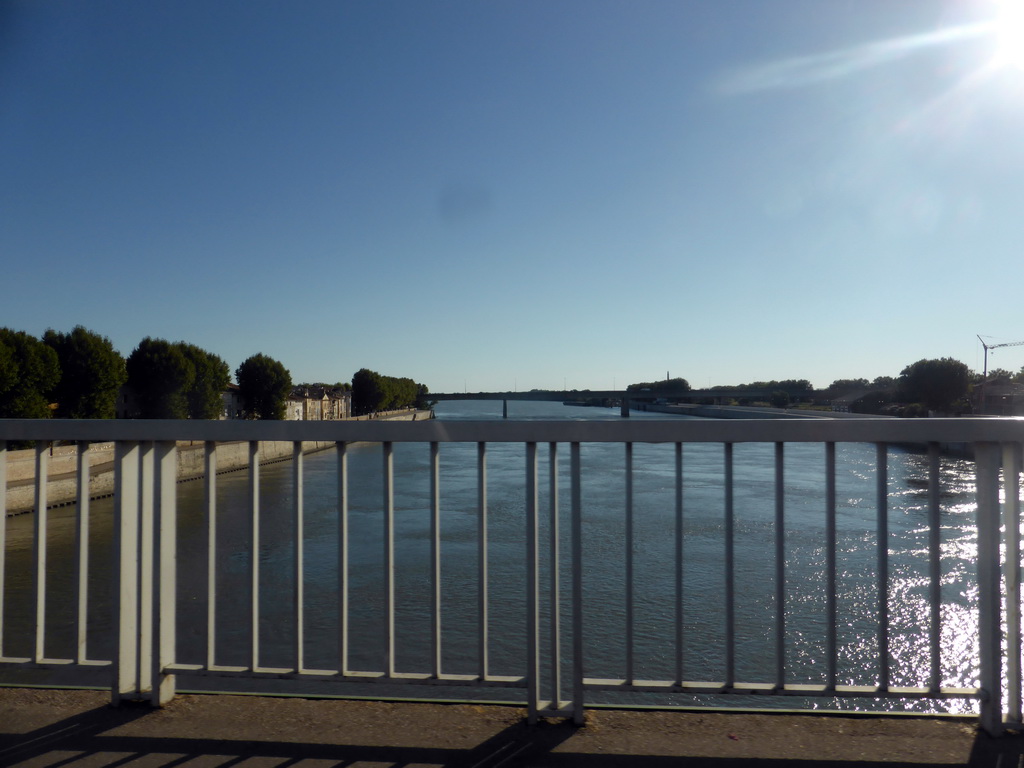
[620,398,629,418]
[503,399,508,419]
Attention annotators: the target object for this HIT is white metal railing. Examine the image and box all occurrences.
[0,417,1022,734]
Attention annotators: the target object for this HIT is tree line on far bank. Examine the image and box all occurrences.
[0,326,429,421]
[626,357,1020,415]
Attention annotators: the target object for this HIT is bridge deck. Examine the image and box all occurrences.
[0,687,1011,766]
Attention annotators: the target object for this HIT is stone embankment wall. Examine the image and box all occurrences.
[634,403,891,419]
[5,410,430,515]
[635,403,830,419]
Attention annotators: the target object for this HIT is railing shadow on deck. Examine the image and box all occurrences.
[3,695,1024,767]
[0,703,574,768]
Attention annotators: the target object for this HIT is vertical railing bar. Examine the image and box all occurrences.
[152,440,178,705]
[137,442,155,695]
[75,441,91,663]
[338,442,349,675]
[774,441,785,689]
[1003,442,1023,725]
[526,442,539,723]
[293,442,304,673]
[876,443,889,690]
[431,441,442,678]
[0,441,6,658]
[927,442,942,694]
[549,441,561,709]
[477,442,488,680]
[570,442,584,725]
[249,441,261,672]
[625,442,634,685]
[113,441,140,704]
[825,442,837,690]
[204,441,217,670]
[383,441,395,677]
[675,442,684,686]
[33,443,48,663]
[976,442,1004,736]
[725,442,735,688]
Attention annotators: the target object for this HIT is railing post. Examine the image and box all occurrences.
[152,441,178,706]
[292,442,305,673]
[205,442,218,670]
[75,441,91,664]
[431,441,442,678]
[383,442,395,677]
[477,442,489,681]
[112,441,140,705]
[32,443,48,663]
[976,442,1004,735]
[137,443,156,695]
[336,442,347,676]
[1003,442,1023,727]
[250,441,262,674]
[548,442,561,711]
[526,442,539,723]
[0,441,6,659]
[570,442,584,725]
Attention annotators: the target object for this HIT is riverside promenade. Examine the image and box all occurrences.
[0,688,1021,767]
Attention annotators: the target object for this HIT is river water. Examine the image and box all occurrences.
[0,401,984,712]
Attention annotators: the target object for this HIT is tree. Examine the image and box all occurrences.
[984,368,1015,384]
[897,358,970,414]
[236,353,291,419]
[126,338,195,418]
[0,329,60,418]
[351,369,426,414]
[825,378,869,396]
[769,390,790,408]
[415,382,433,409]
[43,326,126,419]
[352,368,386,415]
[178,343,230,419]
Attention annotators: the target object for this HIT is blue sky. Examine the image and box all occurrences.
[4,0,1024,392]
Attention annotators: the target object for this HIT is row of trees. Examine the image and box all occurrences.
[705,379,815,397]
[626,377,691,394]
[1,326,429,421]
[628,357,1006,415]
[126,338,232,419]
[125,340,293,420]
[0,326,295,420]
[351,368,430,415]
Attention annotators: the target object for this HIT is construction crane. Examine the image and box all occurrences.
[978,335,1024,380]
[977,335,1024,414]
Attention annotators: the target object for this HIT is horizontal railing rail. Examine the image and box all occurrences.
[1,417,1023,443]
[1,417,1021,734]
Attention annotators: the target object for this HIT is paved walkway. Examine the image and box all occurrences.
[2,688,1023,767]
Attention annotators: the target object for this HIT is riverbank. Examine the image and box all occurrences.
[4,409,432,516]
[631,402,892,419]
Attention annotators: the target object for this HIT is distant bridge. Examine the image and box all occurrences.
[428,388,782,417]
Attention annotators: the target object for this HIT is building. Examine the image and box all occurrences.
[285,386,352,421]
[221,383,243,420]
[977,382,1024,416]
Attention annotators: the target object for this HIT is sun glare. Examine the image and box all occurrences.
[994,0,1024,69]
